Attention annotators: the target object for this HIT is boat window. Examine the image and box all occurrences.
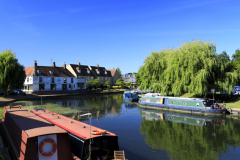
[196,103,199,106]
[184,102,186,105]
[171,101,173,104]
[145,99,150,102]
[155,99,161,103]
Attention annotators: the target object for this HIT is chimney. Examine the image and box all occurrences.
[78,62,80,66]
[63,62,66,69]
[52,60,55,67]
[96,64,99,68]
[34,60,37,76]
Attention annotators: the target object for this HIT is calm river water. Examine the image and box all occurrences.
[15,94,240,160]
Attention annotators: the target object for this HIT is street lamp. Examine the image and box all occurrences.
[80,113,92,160]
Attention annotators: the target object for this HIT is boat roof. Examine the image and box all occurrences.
[31,109,117,140]
[143,93,204,101]
[4,106,67,138]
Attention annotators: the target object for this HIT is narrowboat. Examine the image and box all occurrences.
[139,93,227,115]
[1,105,79,160]
[123,91,139,102]
[140,110,225,127]
[31,109,119,160]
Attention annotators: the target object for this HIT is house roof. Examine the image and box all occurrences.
[89,66,112,77]
[25,66,34,76]
[107,69,117,77]
[25,66,74,77]
[69,64,95,77]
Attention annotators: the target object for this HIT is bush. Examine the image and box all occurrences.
[112,86,121,89]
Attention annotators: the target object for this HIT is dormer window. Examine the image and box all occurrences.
[37,70,41,75]
[88,70,90,74]
[98,71,100,74]
[49,71,53,75]
[76,67,81,73]
[105,71,107,74]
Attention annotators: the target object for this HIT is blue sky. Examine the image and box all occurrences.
[0,0,240,74]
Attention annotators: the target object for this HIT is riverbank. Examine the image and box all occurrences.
[0,90,124,107]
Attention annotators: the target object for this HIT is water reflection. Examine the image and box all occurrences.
[139,110,240,160]
[13,95,240,160]
[124,103,138,109]
[15,94,123,120]
[140,110,225,127]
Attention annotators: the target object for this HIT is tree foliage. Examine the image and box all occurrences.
[0,50,26,96]
[116,67,122,76]
[218,51,230,63]
[137,38,240,96]
[116,78,125,88]
[92,79,102,88]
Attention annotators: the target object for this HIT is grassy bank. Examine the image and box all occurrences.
[181,93,240,108]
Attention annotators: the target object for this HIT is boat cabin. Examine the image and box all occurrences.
[31,109,119,160]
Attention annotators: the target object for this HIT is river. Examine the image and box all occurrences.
[14,94,240,160]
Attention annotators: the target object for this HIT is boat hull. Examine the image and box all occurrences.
[124,98,139,102]
[139,101,226,115]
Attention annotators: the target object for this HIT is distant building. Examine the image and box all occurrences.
[23,61,121,92]
[108,69,121,85]
[23,61,86,92]
[121,73,136,84]
[67,63,119,85]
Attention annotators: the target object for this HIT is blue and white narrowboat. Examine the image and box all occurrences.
[139,93,226,115]
[123,91,139,102]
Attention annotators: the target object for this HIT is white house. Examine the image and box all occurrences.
[23,60,86,92]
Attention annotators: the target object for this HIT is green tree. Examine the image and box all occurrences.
[137,38,240,96]
[218,51,230,63]
[232,49,240,63]
[0,50,26,96]
[92,79,102,88]
[86,80,93,89]
[116,78,125,88]
[105,81,111,90]
[116,67,122,76]
[125,82,132,87]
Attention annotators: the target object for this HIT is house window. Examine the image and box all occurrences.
[105,77,107,80]
[105,71,107,74]
[64,78,66,83]
[98,77,99,79]
[51,77,54,83]
[88,70,90,74]
[69,84,71,88]
[78,70,81,73]
[98,71,100,74]
[101,77,103,80]
[71,78,73,83]
[39,77,42,83]
[27,77,29,82]
[91,77,93,80]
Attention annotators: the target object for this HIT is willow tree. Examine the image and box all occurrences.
[0,50,26,96]
[138,38,239,96]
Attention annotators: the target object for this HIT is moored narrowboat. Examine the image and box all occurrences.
[31,109,119,160]
[123,91,139,102]
[1,105,79,160]
[139,93,227,115]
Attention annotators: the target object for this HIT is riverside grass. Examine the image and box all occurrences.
[0,102,83,119]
